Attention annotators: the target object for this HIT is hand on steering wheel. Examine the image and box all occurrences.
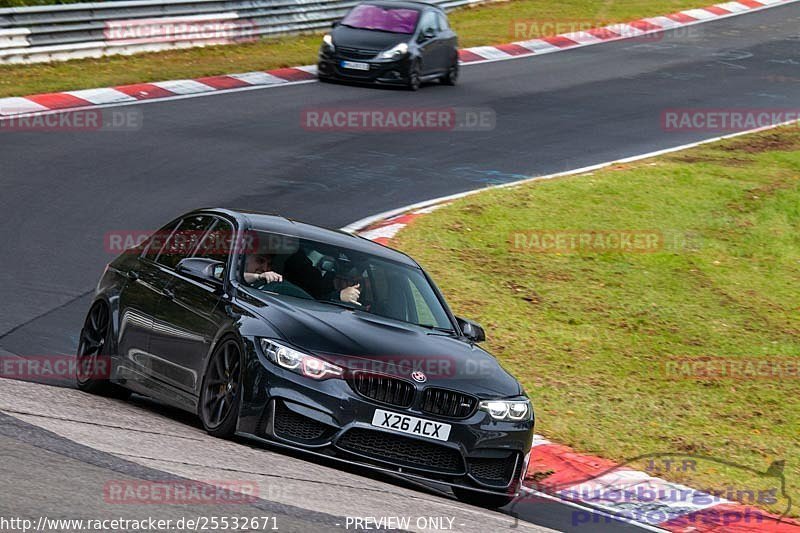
[259,271,283,283]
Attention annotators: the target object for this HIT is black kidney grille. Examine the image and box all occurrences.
[349,373,415,408]
[273,401,332,442]
[468,453,520,487]
[337,428,464,474]
[421,388,478,418]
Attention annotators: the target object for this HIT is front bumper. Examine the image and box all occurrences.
[317,53,412,85]
[237,339,534,494]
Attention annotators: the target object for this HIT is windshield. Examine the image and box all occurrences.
[341,4,420,34]
[240,231,453,331]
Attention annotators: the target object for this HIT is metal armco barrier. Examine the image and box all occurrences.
[0,0,487,64]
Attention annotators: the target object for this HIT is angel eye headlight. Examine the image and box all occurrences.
[259,339,343,380]
[479,399,531,421]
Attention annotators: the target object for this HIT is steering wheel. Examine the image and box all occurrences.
[253,280,314,300]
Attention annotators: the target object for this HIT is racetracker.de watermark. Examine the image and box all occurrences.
[661,108,800,132]
[301,107,495,132]
[662,356,800,380]
[0,354,110,383]
[104,16,256,44]
[509,230,663,254]
[0,109,143,132]
[103,480,260,505]
[104,229,260,255]
[325,354,500,379]
[509,19,701,42]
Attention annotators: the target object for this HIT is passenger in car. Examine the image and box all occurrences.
[283,251,362,305]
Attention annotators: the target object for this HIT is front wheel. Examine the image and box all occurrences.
[453,486,515,508]
[199,338,243,438]
[407,62,421,91]
[442,62,458,86]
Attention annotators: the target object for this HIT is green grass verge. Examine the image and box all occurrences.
[0,0,706,97]
[393,128,800,516]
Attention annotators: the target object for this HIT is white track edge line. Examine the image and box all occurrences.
[340,120,798,232]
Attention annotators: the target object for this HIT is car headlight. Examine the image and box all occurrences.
[259,339,343,380]
[479,399,531,421]
[322,34,335,52]
[379,42,408,60]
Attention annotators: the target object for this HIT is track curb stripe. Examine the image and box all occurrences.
[1,0,798,118]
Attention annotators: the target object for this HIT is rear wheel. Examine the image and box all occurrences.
[199,338,243,438]
[453,486,515,508]
[76,302,130,399]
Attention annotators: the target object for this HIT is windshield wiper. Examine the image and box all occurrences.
[315,299,362,312]
[416,324,456,335]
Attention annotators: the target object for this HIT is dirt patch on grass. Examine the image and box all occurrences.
[721,131,800,153]
[668,154,751,167]
[727,173,799,213]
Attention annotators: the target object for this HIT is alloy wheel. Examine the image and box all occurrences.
[201,340,242,429]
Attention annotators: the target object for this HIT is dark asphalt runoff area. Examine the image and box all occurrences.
[1,4,799,531]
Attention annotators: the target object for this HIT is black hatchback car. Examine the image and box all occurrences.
[317,1,459,90]
[77,209,533,507]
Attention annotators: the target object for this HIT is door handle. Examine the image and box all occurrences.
[127,271,139,281]
[163,288,175,300]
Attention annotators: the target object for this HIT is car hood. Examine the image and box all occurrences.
[331,26,410,53]
[246,292,522,398]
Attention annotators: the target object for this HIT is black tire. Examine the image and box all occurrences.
[452,486,515,508]
[407,62,421,91]
[199,338,243,438]
[76,302,130,399]
[442,61,458,86]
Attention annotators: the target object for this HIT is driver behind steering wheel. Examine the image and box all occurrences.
[243,253,283,285]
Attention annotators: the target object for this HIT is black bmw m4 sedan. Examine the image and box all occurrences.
[77,208,534,507]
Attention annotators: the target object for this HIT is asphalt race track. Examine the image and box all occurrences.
[1,4,799,531]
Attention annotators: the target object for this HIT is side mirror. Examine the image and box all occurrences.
[419,27,435,41]
[456,316,486,343]
[176,258,225,288]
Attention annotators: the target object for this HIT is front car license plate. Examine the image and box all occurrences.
[341,60,370,71]
[371,409,451,441]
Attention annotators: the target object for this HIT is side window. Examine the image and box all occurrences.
[436,12,449,31]
[419,11,436,36]
[155,215,214,270]
[142,219,180,261]
[194,218,235,266]
[407,279,437,327]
